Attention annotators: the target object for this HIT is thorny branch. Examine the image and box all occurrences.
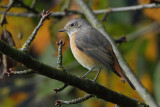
[20,10,51,52]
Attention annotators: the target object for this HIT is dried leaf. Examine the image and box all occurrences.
[0,29,17,78]
[1,29,15,46]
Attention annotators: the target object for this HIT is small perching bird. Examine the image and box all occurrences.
[59,18,135,90]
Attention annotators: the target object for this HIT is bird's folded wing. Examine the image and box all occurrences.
[75,28,120,76]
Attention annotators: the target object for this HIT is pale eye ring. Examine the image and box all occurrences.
[70,23,75,27]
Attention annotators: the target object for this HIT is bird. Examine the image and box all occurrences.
[59,18,135,90]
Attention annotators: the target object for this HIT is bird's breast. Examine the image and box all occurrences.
[70,32,99,70]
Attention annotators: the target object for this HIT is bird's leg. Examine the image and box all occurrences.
[93,67,102,81]
[81,67,95,78]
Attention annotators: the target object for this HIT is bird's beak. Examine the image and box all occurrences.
[58,29,66,32]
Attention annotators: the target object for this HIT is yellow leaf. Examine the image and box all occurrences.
[140,73,153,93]
[145,32,158,61]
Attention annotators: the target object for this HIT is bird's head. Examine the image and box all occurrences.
[59,18,91,37]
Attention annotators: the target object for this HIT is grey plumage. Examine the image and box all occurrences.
[59,18,135,89]
[75,26,120,77]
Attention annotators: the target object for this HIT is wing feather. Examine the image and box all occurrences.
[75,27,120,76]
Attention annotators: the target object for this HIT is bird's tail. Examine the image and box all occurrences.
[120,70,135,90]
[108,50,135,90]
[113,60,135,90]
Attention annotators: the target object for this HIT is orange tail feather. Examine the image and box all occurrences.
[109,50,135,90]
[114,60,135,90]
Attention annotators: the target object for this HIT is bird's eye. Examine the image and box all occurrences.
[70,23,75,27]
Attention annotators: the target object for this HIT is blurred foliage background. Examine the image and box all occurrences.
[0,0,160,107]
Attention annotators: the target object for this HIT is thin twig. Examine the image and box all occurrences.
[61,0,71,11]
[0,0,38,13]
[94,3,160,14]
[55,94,94,106]
[93,67,102,81]
[74,0,159,107]
[54,40,68,94]
[20,10,51,52]
[101,9,111,21]
[0,11,81,18]
[7,69,34,76]
[0,0,16,26]
[56,40,65,70]
[31,0,37,8]
[16,0,38,14]
[4,0,15,13]
[0,0,38,14]
[54,83,68,94]
[115,35,127,44]
[0,3,160,18]
[0,11,41,18]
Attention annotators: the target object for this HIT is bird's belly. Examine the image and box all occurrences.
[70,33,99,70]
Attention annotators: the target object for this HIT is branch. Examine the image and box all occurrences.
[16,0,38,14]
[73,0,159,107]
[0,40,146,107]
[7,69,34,76]
[54,40,68,94]
[3,0,15,13]
[20,10,51,52]
[54,83,68,94]
[0,11,41,18]
[31,0,37,9]
[55,94,94,106]
[0,0,16,26]
[94,3,160,14]
[115,35,126,44]
[56,40,65,69]
[0,3,160,18]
